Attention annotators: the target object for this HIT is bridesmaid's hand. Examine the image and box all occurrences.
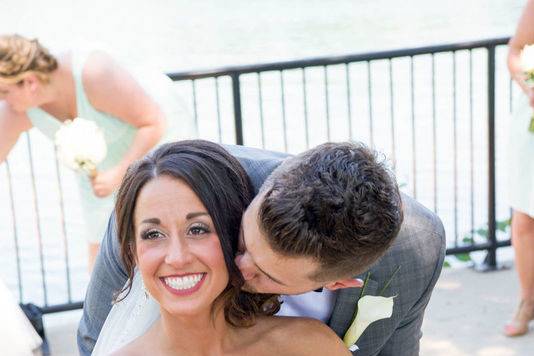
[528,87,534,109]
[90,166,125,198]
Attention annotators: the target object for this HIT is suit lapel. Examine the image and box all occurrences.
[327,277,379,338]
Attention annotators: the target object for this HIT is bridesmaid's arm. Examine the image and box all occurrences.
[0,102,32,163]
[82,51,166,197]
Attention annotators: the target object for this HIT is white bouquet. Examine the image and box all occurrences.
[519,44,534,132]
[54,118,107,177]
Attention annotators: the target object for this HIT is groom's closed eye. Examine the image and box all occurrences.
[239,230,286,286]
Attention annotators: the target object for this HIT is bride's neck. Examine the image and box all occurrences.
[155,303,236,355]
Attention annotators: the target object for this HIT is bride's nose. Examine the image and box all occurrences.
[164,238,194,267]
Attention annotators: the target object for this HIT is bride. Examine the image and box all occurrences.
[93,140,349,355]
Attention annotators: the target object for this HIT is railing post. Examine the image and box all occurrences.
[231,73,244,145]
[485,45,498,269]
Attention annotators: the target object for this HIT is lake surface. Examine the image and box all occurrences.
[0,0,528,305]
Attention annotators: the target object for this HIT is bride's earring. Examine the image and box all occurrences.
[141,280,150,300]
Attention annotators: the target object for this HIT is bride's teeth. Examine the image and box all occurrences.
[164,274,203,290]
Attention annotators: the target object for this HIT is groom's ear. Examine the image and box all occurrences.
[323,278,364,291]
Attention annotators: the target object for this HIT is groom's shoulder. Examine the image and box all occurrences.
[222,144,291,193]
[377,192,445,275]
[397,192,445,247]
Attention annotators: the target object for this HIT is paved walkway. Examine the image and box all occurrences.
[44,265,534,355]
[421,265,534,356]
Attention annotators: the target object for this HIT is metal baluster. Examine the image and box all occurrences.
[345,63,353,140]
[324,66,331,141]
[431,54,438,213]
[301,68,310,149]
[25,133,48,306]
[469,50,475,244]
[257,73,266,148]
[215,77,223,143]
[453,52,459,247]
[410,56,417,199]
[280,71,288,152]
[231,73,244,145]
[367,61,374,147]
[53,147,72,302]
[388,59,397,172]
[191,80,199,136]
[486,46,497,268]
[5,160,23,301]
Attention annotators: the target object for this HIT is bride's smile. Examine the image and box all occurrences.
[161,273,206,295]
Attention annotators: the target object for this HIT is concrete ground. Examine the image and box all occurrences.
[421,265,534,356]
[44,266,534,355]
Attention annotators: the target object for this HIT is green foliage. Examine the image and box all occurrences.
[454,253,472,262]
[453,218,511,263]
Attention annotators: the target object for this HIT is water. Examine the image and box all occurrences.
[0,0,528,305]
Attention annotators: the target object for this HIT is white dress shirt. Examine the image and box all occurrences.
[276,288,338,323]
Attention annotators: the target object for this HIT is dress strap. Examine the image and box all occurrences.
[70,50,92,116]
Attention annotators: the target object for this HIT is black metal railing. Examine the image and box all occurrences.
[0,36,513,314]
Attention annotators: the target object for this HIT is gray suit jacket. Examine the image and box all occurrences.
[77,144,445,356]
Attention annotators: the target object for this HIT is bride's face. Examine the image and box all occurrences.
[133,175,229,317]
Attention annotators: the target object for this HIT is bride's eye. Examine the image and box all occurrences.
[188,223,210,237]
[141,229,163,240]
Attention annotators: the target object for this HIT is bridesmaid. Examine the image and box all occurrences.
[0,34,196,270]
[504,0,534,337]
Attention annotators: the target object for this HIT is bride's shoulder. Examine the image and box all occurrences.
[254,316,351,356]
[107,334,150,356]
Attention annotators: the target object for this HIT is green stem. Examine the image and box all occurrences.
[359,272,371,299]
[379,265,401,296]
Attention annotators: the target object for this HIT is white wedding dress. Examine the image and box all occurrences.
[93,272,161,355]
[0,279,42,356]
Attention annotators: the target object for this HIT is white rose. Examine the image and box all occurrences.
[54,118,107,175]
[520,44,534,73]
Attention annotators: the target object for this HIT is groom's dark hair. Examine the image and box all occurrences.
[258,142,403,281]
[115,140,279,327]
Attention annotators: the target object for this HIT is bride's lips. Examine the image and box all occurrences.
[160,273,206,296]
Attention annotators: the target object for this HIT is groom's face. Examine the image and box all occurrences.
[235,194,326,295]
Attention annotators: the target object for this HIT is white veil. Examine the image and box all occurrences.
[92,272,161,355]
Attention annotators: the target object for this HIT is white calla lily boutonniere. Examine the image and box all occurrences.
[343,266,400,352]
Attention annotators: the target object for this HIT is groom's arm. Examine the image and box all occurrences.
[377,229,445,356]
[77,213,128,356]
[376,209,446,356]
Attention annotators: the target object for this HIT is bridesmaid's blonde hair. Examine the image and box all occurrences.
[0,34,57,84]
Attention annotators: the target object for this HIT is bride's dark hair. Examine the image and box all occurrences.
[114,140,280,327]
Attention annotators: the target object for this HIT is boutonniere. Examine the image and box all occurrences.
[343,266,400,352]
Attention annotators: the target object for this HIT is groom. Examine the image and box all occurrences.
[78,141,445,356]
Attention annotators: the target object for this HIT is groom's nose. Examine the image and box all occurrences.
[235,253,256,281]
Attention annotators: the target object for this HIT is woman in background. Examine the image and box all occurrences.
[505,0,534,337]
[0,34,196,269]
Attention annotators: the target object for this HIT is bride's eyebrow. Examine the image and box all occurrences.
[141,218,160,225]
[186,212,209,220]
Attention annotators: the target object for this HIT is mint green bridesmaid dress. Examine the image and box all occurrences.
[508,91,534,217]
